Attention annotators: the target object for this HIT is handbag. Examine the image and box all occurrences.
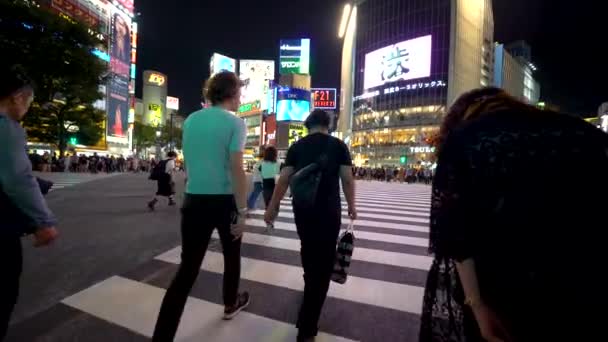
[331,221,356,284]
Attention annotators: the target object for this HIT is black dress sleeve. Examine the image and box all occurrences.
[429,134,476,262]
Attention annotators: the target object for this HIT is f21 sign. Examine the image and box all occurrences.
[312,88,337,110]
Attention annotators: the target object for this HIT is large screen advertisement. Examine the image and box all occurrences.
[276,87,311,122]
[240,60,274,109]
[210,53,236,76]
[364,35,432,90]
[107,76,129,138]
[110,12,131,78]
[279,39,311,75]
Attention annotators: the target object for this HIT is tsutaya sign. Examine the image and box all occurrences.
[147,73,166,87]
[409,146,436,154]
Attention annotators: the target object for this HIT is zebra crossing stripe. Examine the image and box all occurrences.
[245,218,429,247]
[253,209,430,224]
[155,249,426,314]
[205,232,432,270]
[62,276,355,342]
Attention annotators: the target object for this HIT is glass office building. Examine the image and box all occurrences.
[339,0,494,166]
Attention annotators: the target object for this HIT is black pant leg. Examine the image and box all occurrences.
[0,237,22,341]
[152,197,215,342]
[214,197,242,307]
[295,211,341,338]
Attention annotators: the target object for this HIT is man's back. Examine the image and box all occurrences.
[285,133,352,208]
[183,106,246,195]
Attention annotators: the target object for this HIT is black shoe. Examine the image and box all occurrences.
[168,199,176,206]
[223,292,250,320]
[148,199,158,211]
[297,336,315,342]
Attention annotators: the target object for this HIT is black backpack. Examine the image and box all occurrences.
[149,159,168,181]
[289,139,331,209]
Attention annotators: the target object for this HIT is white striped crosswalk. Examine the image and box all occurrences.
[60,181,432,341]
[33,172,122,192]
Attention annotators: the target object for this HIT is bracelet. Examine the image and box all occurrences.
[237,207,248,215]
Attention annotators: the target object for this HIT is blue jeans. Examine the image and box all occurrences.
[247,182,263,209]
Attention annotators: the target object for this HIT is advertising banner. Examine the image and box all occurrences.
[51,0,101,28]
[364,35,432,90]
[275,87,311,122]
[279,39,311,75]
[262,114,277,146]
[166,96,180,111]
[240,60,275,80]
[110,11,132,78]
[107,76,129,138]
[115,0,134,13]
[210,53,236,76]
[311,88,337,109]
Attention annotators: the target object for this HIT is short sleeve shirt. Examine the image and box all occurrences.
[183,106,246,194]
[285,133,352,207]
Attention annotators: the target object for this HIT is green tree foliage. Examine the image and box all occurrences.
[0,0,108,156]
[161,117,183,151]
[132,122,157,153]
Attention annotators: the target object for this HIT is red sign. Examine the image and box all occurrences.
[312,88,337,110]
[51,0,101,28]
[262,114,277,146]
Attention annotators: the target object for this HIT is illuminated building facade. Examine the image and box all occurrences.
[494,41,540,104]
[38,0,137,155]
[339,0,494,166]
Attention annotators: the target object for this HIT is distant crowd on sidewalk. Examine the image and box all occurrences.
[353,166,434,184]
[27,151,168,174]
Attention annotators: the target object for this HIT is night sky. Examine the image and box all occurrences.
[135,0,606,116]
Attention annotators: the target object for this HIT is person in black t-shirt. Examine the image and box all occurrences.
[264,109,357,342]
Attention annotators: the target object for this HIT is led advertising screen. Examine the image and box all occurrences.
[110,11,131,78]
[107,76,129,138]
[276,87,311,122]
[279,39,311,75]
[364,35,432,90]
[240,60,274,109]
[210,53,236,76]
[240,60,275,80]
[311,88,337,109]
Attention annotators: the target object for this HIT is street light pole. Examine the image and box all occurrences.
[169,111,174,151]
[155,130,161,159]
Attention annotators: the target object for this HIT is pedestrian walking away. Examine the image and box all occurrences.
[247,148,264,210]
[152,71,250,342]
[0,65,58,341]
[148,151,178,211]
[264,109,357,342]
[260,145,280,208]
[419,87,608,342]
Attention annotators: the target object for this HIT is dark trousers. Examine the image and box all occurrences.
[0,237,22,341]
[152,194,241,342]
[293,205,341,339]
[262,178,276,208]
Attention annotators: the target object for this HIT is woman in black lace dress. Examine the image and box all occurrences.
[419,88,608,342]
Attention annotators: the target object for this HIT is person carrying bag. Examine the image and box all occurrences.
[332,220,356,284]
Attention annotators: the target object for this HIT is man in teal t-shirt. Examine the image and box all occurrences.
[153,72,250,341]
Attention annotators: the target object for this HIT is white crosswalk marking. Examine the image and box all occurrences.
[33,172,121,192]
[60,181,433,341]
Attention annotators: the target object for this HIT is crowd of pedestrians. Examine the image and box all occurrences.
[353,166,434,184]
[3,64,608,342]
[28,151,158,174]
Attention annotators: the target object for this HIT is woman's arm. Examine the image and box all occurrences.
[455,259,482,306]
